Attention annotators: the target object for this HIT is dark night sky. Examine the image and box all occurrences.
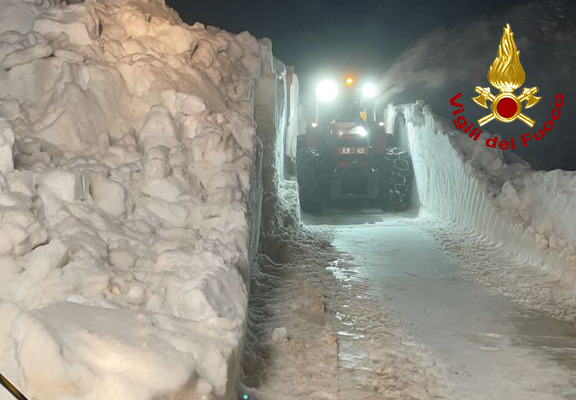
[165,0,575,170]
[166,0,527,83]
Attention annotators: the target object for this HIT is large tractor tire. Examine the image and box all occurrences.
[377,147,413,211]
[296,149,326,214]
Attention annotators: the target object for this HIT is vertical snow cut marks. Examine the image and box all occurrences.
[390,101,576,319]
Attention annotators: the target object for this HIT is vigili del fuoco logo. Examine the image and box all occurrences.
[450,24,564,150]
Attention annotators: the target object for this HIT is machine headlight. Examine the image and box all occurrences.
[361,82,378,98]
[316,79,338,103]
[350,126,368,137]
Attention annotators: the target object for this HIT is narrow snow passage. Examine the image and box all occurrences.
[307,211,576,400]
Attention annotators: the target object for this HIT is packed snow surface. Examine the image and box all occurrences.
[388,102,576,316]
[0,0,265,398]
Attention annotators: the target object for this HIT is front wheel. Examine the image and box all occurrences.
[377,147,413,211]
[296,149,326,214]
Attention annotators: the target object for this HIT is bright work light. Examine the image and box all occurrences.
[350,126,367,137]
[316,79,338,103]
[361,82,378,98]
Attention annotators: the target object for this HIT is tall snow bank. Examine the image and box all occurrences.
[0,0,268,398]
[388,102,576,300]
[253,41,300,233]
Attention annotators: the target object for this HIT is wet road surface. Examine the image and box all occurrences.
[307,210,576,400]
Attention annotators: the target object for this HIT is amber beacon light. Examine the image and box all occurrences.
[472,24,541,127]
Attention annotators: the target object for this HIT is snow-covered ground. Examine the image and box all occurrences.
[244,219,454,400]
[0,0,273,398]
[309,211,576,400]
[387,102,576,320]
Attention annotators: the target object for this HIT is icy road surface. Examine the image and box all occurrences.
[307,210,576,400]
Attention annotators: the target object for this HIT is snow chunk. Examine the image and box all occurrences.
[1,302,241,400]
[0,0,43,33]
[0,97,22,121]
[19,239,69,288]
[161,90,206,116]
[38,170,84,203]
[3,39,53,69]
[0,118,15,173]
[105,7,196,55]
[0,31,53,69]
[33,4,100,46]
[144,145,171,181]
[90,174,128,218]
[0,201,47,256]
[138,107,179,152]
[271,327,288,342]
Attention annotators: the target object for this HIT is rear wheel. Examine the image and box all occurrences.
[377,147,413,211]
[296,149,326,214]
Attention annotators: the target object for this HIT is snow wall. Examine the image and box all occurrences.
[388,102,576,298]
[254,44,299,234]
[0,0,295,399]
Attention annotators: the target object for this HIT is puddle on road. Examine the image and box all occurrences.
[336,324,381,394]
[508,312,576,372]
[328,258,389,395]
[325,256,454,399]
[338,343,377,395]
[326,259,362,284]
[337,330,365,340]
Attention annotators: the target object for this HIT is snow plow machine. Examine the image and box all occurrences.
[296,75,413,214]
